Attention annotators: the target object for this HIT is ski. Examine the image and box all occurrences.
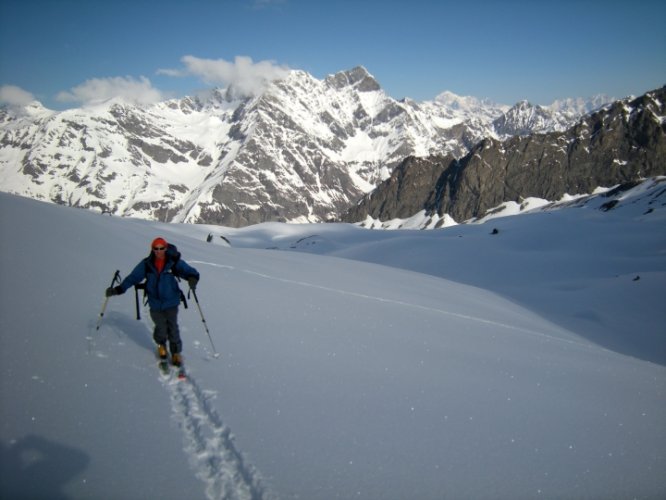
[158,359,170,376]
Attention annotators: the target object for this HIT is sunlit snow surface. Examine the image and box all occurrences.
[1,179,664,499]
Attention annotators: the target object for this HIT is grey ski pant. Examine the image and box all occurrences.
[150,307,182,354]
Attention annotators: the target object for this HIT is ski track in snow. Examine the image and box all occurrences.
[191,260,597,351]
[160,370,272,500]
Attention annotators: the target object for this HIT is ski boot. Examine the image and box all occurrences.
[172,353,183,367]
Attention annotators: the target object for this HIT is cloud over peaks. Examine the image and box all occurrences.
[56,76,163,106]
[160,55,290,98]
[0,85,36,106]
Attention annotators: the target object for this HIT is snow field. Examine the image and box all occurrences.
[0,182,664,499]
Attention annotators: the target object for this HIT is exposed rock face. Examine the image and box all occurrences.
[343,155,454,222]
[342,87,666,225]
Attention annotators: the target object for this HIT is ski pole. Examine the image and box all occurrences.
[190,287,220,358]
[96,270,121,331]
[134,285,141,320]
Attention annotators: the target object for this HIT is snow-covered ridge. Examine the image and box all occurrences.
[356,177,665,230]
[0,66,614,227]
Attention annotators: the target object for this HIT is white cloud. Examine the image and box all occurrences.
[0,85,36,106]
[159,55,291,98]
[56,76,163,106]
[154,68,185,78]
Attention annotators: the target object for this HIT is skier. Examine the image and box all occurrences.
[105,237,199,367]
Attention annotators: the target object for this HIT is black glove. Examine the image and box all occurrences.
[187,276,199,290]
[105,286,123,297]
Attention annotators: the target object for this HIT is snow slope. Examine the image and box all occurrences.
[0,180,664,499]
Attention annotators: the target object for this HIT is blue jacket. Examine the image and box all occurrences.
[119,245,200,311]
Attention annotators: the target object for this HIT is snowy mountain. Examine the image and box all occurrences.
[1,177,665,499]
[345,86,666,228]
[0,67,604,227]
[492,100,573,137]
[547,94,614,119]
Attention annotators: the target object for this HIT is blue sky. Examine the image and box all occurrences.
[1,0,664,110]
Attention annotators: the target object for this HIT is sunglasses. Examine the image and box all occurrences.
[153,247,166,251]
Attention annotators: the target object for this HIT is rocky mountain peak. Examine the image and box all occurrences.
[493,100,571,137]
[325,66,380,92]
